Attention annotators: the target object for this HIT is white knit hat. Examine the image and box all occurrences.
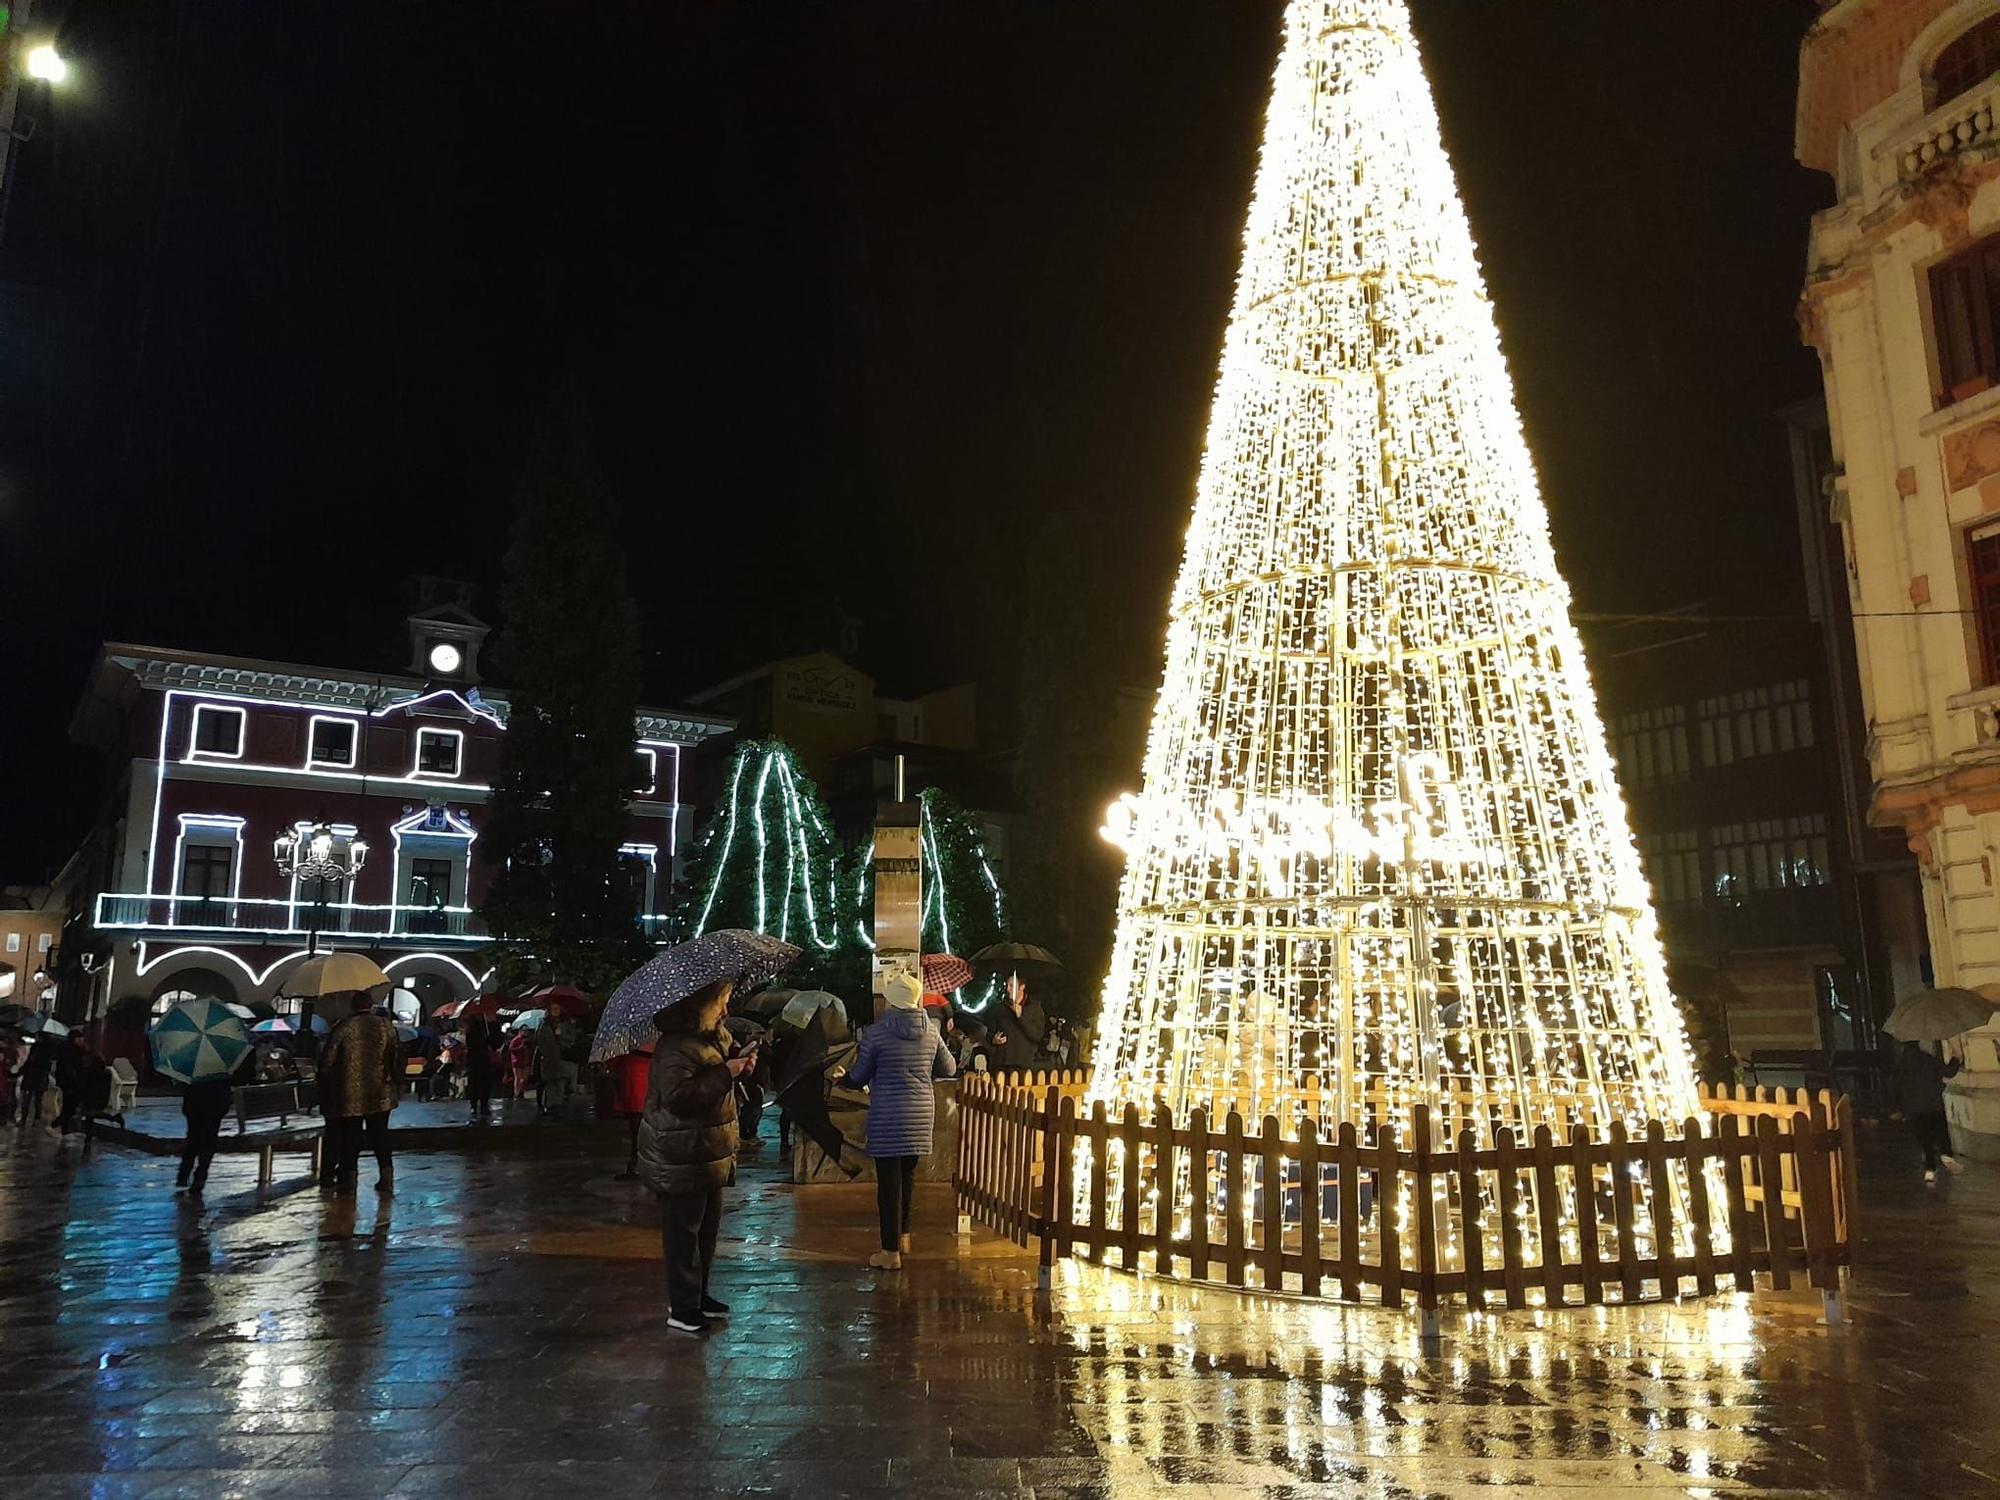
[882,971,924,1010]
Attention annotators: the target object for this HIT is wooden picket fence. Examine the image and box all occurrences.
[954,1075,1856,1310]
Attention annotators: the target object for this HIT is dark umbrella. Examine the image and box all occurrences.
[772,1006,860,1177]
[736,988,796,1022]
[592,929,801,1062]
[970,941,1064,986]
[1883,987,1999,1042]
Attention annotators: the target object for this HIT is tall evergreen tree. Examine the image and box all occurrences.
[480,383,648,992]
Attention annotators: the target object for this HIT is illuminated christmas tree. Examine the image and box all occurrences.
[681,739,845,957]
[1091,0,1706,1162]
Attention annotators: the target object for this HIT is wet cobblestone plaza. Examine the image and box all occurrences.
[1,1114,1996,1498]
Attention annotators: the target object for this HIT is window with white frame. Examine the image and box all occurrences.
[634,748,658,796]
[620,844,659,918]
[173,815,243,923]
[189,703,246,759]
[4,933,18,954]
[414,728,462,778]
[308,715,359,769]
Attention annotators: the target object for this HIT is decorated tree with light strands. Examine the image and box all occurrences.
[1088,0,1713,1253]
[677,741,1013,1000]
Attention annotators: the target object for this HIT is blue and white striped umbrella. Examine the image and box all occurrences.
[149,998,254,1085]
[591,930,800,1062]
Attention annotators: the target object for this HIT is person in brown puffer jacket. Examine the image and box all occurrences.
[636,977,757,1334]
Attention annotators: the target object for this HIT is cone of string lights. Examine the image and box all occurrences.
[1088,0,1718,1259]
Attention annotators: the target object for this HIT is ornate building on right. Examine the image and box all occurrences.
[1796,0,2000,1157]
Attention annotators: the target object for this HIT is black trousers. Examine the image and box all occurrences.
[331,1111,392,1187]
[658,1187,723,1317]
[875,1155,918,1251]
[1911,1111,1952,1170]
[467,1066,492,1113]
[18,1083,46,1126]
[179,1115,223,1189]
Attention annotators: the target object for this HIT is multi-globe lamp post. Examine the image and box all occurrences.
[273,821,368,1033]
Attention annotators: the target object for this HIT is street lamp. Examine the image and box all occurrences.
[24,45,67,84]
[274,822,367,1038]
[274,822,369,956]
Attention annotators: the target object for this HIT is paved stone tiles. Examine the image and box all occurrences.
[0,1115,1995,1496]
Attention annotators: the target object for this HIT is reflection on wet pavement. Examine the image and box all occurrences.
[0,1120,1992,1496]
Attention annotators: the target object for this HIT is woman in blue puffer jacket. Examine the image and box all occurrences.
[843,970,957,1270]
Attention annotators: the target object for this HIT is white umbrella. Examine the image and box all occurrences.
[507,1009,548,1033]
[282,952,392,998]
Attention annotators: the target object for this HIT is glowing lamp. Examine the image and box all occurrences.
[25,45,67,84]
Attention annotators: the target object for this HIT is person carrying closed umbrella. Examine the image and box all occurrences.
[844,970,957,1271]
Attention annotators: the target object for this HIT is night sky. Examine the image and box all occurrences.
[0,1,1827,880]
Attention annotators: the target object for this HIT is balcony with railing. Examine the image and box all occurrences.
[1875,77,2000,193]
[94,893,491,944]
[94,893,678,947]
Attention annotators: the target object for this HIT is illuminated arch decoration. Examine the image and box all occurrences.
[1089,0,1708,1184]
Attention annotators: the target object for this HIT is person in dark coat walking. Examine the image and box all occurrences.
[1898,1039,1964,1182]
[176,1059,245,1195]
[843,970,957,1270]
[50,1032,83,1136]
[16,1033,55,1129]
[636,979,757,1334]
[464,1016,495,1122]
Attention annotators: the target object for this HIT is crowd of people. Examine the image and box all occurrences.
[10,965,1074,1339]
[3,1027,119,1141]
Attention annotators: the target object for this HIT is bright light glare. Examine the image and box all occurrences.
[25,45,68,84]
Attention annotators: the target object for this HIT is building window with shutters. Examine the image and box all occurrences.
[1971,524,2000,684]
[1930,235,2000,407]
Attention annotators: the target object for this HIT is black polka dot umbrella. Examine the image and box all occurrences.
[591,929,801,1062]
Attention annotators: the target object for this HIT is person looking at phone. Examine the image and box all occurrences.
[636,977,757,1334]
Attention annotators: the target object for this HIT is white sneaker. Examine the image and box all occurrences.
[1925,1169,1938,1184]
[867,1250,903,1270]
[1943,1155,1965,1174]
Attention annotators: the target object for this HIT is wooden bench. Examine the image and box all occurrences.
[232,1082,325,1186]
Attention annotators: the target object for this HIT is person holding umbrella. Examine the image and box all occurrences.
[637,979,758,1333]
[320,990,402,1195]
[843,970,958,1270]
[1882,985,1995,1182]
[1898,1040,1964,1183]
[149,998,256,1193]
[987,973,1049,1072]
[177,1061,244,1196]
[600,929,798,1335]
